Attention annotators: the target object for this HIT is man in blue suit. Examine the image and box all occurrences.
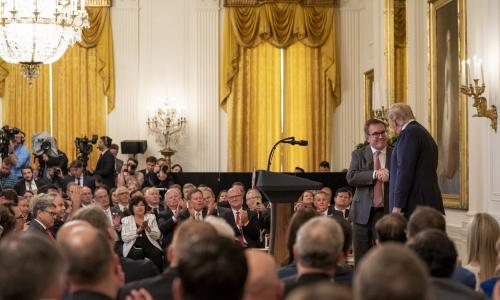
[347,118,392,264]
[387,103,444,218]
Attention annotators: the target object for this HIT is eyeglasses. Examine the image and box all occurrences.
[43,210,57,217]
[368,130,386,137]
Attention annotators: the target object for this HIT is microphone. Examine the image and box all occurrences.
[282,137,308,146]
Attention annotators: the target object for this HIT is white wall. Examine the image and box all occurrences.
[110,0,225,171]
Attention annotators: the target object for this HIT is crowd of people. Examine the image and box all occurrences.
[0,103,500,300]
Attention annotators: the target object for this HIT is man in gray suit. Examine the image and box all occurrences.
[346,118,392,264]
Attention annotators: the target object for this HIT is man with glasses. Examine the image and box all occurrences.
[221,187,260,248]
[346,118,393,264]
[29,196,58,239]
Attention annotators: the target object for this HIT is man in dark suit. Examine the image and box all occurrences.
[346,118,392,264]
[407,230,487,300]
[15,165,47,195]
[118,220,218,300]
[140,156,159,188]
[221,187,260,248]
[63,160,96,192]
[200,186,231,217]
[158,188,184,247]
[109,144,124,177]
[331,187,352,219]
[283,217,344,296]
[387,103,444,217]
[94,136,116,189]
[28,197,57,239]
[144,187,164,221]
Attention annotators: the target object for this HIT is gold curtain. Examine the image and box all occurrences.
[1,64,51,154]
[0,7,114,167]
[227,42,282,171]
[52,6,115,166]
[283,39,334,172]
[221,3,338,171]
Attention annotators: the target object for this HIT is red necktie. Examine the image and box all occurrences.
[47,230,55,240]
[373,151,383,207]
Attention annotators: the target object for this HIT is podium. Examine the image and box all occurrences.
[256,170,322,263]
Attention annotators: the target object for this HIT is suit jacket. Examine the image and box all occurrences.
[62,175,96,192]
[158,207,177,247]
[389,121,444,217]
[14,178,48,196]
[28,219,53,239]
[221,209,260,248]
[94,150,116,189]
[283,272,333,297]
[117,267,178,300]
[346,145,393,225]
[430,277,487,300]
[120,256,159,283]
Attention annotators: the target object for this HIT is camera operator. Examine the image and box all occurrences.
[117,157,144,188]
[12,132,30,178]
[93,136,116,189]
[43,158,65,189]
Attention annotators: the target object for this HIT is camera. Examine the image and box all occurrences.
[74,135,98,169]
[32,132,59,158]
[0,125,19,158]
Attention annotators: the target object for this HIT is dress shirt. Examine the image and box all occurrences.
[119,204,128,212]
[371,146,387,203]
[75,175,84,186]
[25,180,38,193]
[401,119,416,131]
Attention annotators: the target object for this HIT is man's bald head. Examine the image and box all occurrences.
[243,250,283,300]
[57,221,114,285]
[169,220,218,267]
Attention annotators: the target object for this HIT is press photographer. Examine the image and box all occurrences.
[74,134,98,171]
[32,132,69,179]
[12,131,30,178]
[117,157,144,188]
[0,125,20,159]
[44,158,65,189]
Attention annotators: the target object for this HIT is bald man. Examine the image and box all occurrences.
[57,221,124,300]
[243,250,283,300]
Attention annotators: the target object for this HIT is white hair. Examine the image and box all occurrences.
[204,216,235,240]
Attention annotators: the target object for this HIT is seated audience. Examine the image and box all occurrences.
[57,221,124,300]
[200,186,230,217]
[0,205,16,239]
[354,244,429,300]
[331,187,352,219]
[407,229,488,300]
[15,165,47,195]
[119,220,218,300]
[283,217,344,296]
[0,232,67,300]
[333,217,354,286]
[72,205,159,283]
[0,157,18,189]
[220,187,260,248]
[375,213,407,244]
[294,190,314,211]
[171,163,183,173]
[278,207,319,278]
[158,188,185,247]
[408,205,477,289]
[319,161,330,172]
[172,235,248,300]
[244,250,284,300]
[217,189,229,208]
[204,215,235,240]
[465,212,500,290]
[63,160,95,192]
[122,195,164,271]
[141,156,159,187]
[178,188,209,221]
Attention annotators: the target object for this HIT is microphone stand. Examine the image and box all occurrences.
[267,137,295,171]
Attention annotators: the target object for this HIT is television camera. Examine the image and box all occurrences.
[0,125,20,158]
[75,135,98,169]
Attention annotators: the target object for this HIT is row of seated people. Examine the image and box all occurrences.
[0,195,497,300]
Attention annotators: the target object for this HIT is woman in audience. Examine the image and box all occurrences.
[278,207,319,278]
[217,189,229,208]
[122,195,164,271]
[171,163,183,173]
[480,239,500,296]
[294,190,315,211]
[464,212,500,290]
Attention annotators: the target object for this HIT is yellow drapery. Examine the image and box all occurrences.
[0,7,115,167]
[53,6,115,167]
[1,64,51,155]
[221,3,338,172]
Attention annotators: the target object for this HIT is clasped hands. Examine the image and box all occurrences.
[375,168,390,182]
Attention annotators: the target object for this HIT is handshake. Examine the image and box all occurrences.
[375,168,390,182]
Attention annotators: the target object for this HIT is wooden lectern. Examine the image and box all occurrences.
[255,170,322,263]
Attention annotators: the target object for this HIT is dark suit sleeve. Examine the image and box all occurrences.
[158,210,176,236]
[346,149,375,186]
[14,181,24,196]
[94,154,115,177]
[393,129,420,209]
[242,211,261,247]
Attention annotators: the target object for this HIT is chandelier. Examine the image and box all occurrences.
[147,99,187,168]
[0,0,89,83]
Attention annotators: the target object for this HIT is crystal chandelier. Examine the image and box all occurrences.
[0,0,89,83]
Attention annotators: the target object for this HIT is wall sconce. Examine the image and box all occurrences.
[460,57,497,132]
[373,106,389,123]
